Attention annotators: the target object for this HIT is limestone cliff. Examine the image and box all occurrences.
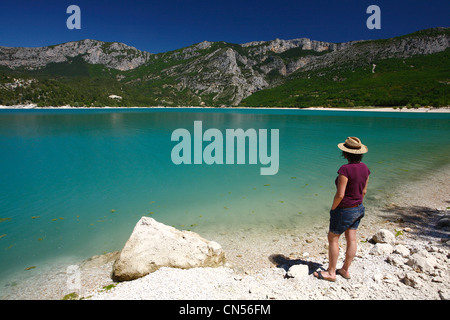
[0,28,448,107]
[0,39,152,71]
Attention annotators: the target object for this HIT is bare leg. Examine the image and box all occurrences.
[340,229,357,277]
[327,231,340,277]
[314,231,340,280]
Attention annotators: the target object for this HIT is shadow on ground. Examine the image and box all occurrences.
[268,254,323,275]
[269,204,449,275]
[377,204,449,243]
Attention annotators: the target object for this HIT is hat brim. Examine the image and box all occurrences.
[338,143,368,154]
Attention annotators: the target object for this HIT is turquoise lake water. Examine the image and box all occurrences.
[0,108,449,283]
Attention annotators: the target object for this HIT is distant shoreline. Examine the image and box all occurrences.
[304,106,450,113]
[1,104,450,113]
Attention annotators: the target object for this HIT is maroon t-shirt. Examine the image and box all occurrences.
[335,162,371,207]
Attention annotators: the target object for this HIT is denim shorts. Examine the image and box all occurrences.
[329,204,365,235]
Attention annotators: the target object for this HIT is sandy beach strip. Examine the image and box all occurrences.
[1,164,449,300]
[1,104,450,113]
[304,106,450,113]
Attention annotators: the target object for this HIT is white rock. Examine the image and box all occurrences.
[403,272,423,288]
[438,289,450,300]
[112,217,226,281]
[393,244,410,257]
[372,273,383,283]
[406,251,437,274]
[286,264,309,279]
[369,243,394,256]
[386,254,405,267]
[372,229,396,245]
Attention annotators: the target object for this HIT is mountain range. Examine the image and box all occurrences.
[0,27,449,108]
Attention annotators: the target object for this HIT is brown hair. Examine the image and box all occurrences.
[342,151,363,163]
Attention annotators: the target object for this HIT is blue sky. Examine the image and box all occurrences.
[1,0,449,53]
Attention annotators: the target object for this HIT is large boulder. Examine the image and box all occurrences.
[372,229,396,245]
[112,217,226,281]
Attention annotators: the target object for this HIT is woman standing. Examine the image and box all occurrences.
[314,137,370,282]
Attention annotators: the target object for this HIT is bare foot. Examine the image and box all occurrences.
[314,270,336,282]
[337,268,351,279]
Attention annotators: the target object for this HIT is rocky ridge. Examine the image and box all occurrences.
[156,28,449,105]
[300,30,450,72]
[241,37,358,54]
[0,39,152,71]
[0,27,448,106]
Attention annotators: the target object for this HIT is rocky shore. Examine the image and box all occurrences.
[1,165,449,300]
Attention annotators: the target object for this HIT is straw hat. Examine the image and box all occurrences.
[338,137,368,154]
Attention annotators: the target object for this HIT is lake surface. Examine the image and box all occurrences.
[0,108,449,283]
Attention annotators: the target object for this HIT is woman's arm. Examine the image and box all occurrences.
[362,176,369,199]
[331,174,348,210]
